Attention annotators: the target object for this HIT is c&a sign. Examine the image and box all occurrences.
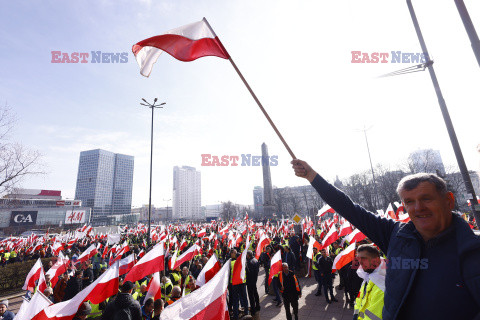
[10,211,38,226]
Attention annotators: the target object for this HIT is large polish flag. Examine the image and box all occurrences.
[332,242,356,273]
[23,258,44,292]
[338,221,353,237]
[268,250,282,285]
[33,262,119,320]
[345,229,367,244]
[144,272,162,305]
[133,18,230,77]
[172,244,200,270]
[75,244,98,265]
[306,236,322,260]
[160,259,231,320]
[196,254,221,287]
[255,234,271,259]
[14,290,53,320]
[118,254,136,276]
[321,225,339,249]
[124,241,165,283]
[231,238,250,285]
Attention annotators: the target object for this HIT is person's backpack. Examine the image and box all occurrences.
[113,307,132,320]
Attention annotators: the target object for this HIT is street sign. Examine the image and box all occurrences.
[292,213,302,224]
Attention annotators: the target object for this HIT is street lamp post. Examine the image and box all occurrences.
[140,98,166,246]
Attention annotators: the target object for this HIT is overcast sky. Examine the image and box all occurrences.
[1,0,479,209]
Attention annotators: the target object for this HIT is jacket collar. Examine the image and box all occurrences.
[395,214,480,255]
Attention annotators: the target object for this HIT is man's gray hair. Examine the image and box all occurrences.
[396,173,448,196]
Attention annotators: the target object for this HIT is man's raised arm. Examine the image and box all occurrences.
[291,159,397,253]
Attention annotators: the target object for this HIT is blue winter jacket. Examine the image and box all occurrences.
[311,174,480,319]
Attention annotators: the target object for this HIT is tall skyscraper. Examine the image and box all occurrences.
[75,149,134,219]
[172,166,201,220]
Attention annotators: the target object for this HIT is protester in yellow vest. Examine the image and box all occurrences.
[166,286,182,306]
[354,244,386,320]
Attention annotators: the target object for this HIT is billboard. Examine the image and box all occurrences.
[65,210,87,224]
[10,211,38,226]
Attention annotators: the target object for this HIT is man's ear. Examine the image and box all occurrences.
[446,192,455,210]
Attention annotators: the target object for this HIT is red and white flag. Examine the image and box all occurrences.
[255,234,271,260]
[14,290,52,320]
[332,242,356,273]
[345,229,367,244]
[75,244,98,265]
[338,221,353,237]
[196,254,221,287]
[23,258,44,292]
[197,229,207,238]
[46,257,69,288]
[231,238,250,285]
[33,262,119,320]
[132,18,230,77]
[52,242,64,256]
[124,241,165,283]
[268,250,282,285]
[118,254,136,276]
[172,244,200,270]
[159,259,231,320]
[306,236,322,260]
[144,272,162,304]
[321,225,339,249]
[317,204,335,217]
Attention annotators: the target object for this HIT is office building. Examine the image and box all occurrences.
[75,149,134,221]
[172,166,201,220]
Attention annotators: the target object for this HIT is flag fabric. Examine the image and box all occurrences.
[46,257,69,289]
[196,254,221,287]
[255,234,271,259]
[172,244,200,270]
[317,204,335,217]
[321,225,339,249]
[231,238,250,285]
[338,221,353,237]
[132,18,230,77]
[33,262,119,320]
[124,241,165,283]
[144,272,162,305]
[23,258,43,292]
[306,236,322,260]
[332,241,356,273]
[197,229,207,238]
[75,244,98,265]
[118,254,136,276]
[159,259,231,320]
[14,291,53,320]
[268,250,282,285]
[345,229,367,244]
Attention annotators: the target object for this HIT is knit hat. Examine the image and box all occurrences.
[0,300,8,308]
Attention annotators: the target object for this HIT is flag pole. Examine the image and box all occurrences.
[202,18,297,160]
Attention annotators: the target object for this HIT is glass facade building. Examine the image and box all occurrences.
[75,149,134,220]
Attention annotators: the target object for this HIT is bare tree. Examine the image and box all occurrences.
[220,201,238,222]
[0,104,44,195]
[375,164,407,210]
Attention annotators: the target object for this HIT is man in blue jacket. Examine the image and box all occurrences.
[292,159,480,320]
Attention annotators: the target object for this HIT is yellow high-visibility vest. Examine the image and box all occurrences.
[354,280,384,320]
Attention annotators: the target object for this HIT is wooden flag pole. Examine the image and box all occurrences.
[203,18,297,160]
